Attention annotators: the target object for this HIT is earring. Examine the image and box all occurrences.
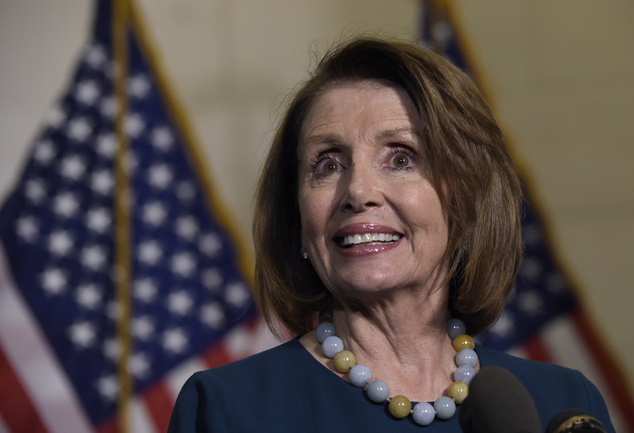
[300,248,308,259]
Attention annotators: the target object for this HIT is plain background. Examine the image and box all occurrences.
[0,0,632,393]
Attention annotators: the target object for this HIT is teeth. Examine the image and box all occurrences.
[340,233,402,247]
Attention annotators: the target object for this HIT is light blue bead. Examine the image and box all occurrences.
[455,348,478,368]
[322,336,343,358]
[315,322,336,343]
[454,365,477,385]
[367,380,390,403]
[434,396,456,420]
[447,318,466,340]
[412,402,435,426]
[349,364,372,388]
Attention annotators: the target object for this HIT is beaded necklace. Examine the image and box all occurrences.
[315,318,477,426]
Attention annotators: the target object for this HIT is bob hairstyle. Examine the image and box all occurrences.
[253,36,523,336]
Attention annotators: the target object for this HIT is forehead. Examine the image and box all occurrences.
[300,80,420,145]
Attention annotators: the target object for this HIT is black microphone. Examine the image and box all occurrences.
[545,409,607,433]
[458,366,541,433]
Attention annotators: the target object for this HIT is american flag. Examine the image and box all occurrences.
[0,1,274,432]
[419,1,634,431]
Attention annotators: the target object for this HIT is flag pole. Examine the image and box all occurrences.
[113,0,133,431]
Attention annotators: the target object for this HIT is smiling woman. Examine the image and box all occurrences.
[254,38,522,338]
[168,37,615,432]
[297,81,449,304]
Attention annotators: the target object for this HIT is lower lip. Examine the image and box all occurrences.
[333,237,403,257]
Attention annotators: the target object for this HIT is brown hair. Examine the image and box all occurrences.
[253,36,523,337]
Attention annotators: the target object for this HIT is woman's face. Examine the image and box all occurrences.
[298,80,449,301]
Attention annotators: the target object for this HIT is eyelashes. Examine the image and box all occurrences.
[308,146,417,177]
[386,147,416,170]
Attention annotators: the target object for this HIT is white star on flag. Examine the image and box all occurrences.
[91,169,115,195]
[53,192,80,217]
[86,207,112,233]
[176,181,196,202]
[125,113,145,138]
[133,278,158,303]
[16,216,39,242]
[84,44,107,70]
[60,155,87,180]
[151,126,175,151]
[103,338,121,362]
[142,201,168,226]
[176,216,199,240]
[25,179,47,204]
[75,80,101,106]
[100,95,116,119]
[163,328,188,354]
[96,132,116,158]
[49,230,74,256]
[67,117,93,142]
[68,321,98,349]
[128,73,151,99]
[200,232,222,257]
[33,140,56,165]
[76,283,103,310]
[96,375,119,402]
[137,240,163,265]
[202,268,223,292]
[225,282,250,308]
[201,303,226,329]
[81,245,108,271]
[129,352,152,379]
[147,163,173,189]
[171,252,196,277]
[131,316,155,341]
[41,267,68,295]
[167,290,194,316]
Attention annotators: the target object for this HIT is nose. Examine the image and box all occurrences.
[340,164,384,212]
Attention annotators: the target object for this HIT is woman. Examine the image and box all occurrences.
[168,37,614,432]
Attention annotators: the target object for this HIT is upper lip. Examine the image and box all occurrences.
[333,223,401,239]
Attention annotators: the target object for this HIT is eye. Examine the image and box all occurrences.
[388,150,415,170]
[314,158,342,175]
[393,154,410,168]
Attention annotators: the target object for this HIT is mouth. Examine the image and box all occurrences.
[335,232,403,248]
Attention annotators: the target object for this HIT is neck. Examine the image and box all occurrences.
[301,287,460,402]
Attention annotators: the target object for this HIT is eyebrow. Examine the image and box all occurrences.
[375,126,422,141]
[304,127,420,145]
[302,134,345,148]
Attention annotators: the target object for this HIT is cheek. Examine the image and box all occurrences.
[298,190,327,240]
[400,185,448,235]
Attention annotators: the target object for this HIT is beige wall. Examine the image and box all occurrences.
[0,0,632,393]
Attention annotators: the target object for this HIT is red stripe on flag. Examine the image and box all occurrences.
[202,342,232,368]
[95,416,116,433]
[0,344,48,433]
[522,332,555,364]
[143,381,175,433]
[570,307,634,432]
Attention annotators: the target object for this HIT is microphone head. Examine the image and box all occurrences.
[545,409,607,433]
[458,366,541,433]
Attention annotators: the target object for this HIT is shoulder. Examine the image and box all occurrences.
[168,339,300,432]
[476,344,614,432]
[185,337,303,390]
[478,344,593,394]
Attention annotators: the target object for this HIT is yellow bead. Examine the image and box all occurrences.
[388,395,411,419]
[333,350,356,373]
[452,334,475,352]
[448,381,469,404]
